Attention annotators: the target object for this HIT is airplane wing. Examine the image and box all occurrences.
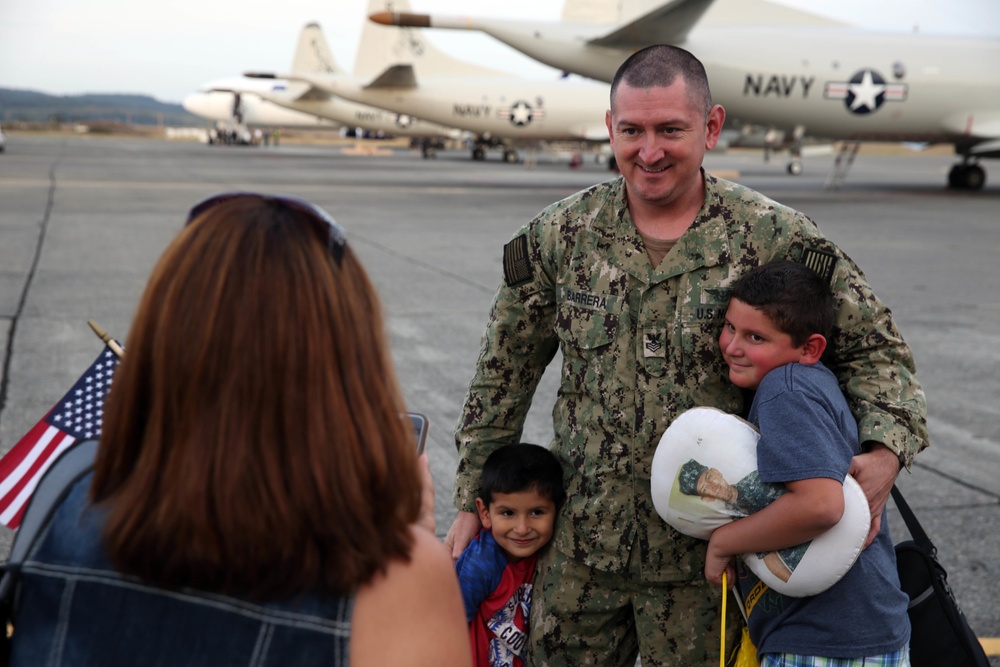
[292,86,332,102]
[242,72,330,99]
[245,71,319,89]
[587,0,851,47]
[942,112,1000,157]
[563,0,855,29]
[364,65,418,89]
[370,0,717,51]
[249,65,419,94]
[586,0,715,48]
[971,139,1000,158]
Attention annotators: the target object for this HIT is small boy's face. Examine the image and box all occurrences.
[476,489,557,563]
[719,298,813,390]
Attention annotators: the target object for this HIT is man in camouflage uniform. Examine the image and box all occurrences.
[445,45,928,666]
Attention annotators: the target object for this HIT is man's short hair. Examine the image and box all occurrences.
[610,44,713,116]
[729,260,835,346]
[479,443,566,509]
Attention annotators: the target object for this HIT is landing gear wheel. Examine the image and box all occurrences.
[963,164,986,190]
[787,160,803,176]
[503,149,519,163]
[472,147,486,161]
[948,165,964,189]
[949,164,986,190]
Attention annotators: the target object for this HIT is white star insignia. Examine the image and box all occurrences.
[510,101,533,126]
[848,70,885,112]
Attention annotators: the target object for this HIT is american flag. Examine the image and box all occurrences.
[0,345,120,528]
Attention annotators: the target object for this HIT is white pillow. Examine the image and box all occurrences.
[650,407,870,597]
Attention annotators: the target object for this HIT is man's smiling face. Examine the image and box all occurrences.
[605,78,720,211]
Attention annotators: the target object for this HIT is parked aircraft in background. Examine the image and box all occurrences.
[185,24,462,145]
[372,0,1000,188]
[183,78,341,131]
[245,0,611,163]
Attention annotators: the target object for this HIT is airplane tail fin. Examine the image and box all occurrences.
[357,0,511,79]
[290,22,345,75]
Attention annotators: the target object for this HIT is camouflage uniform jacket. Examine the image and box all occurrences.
[455,174,927,581]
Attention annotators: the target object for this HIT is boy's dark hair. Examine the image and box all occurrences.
[479,443,566,509]
[730,260,835,346]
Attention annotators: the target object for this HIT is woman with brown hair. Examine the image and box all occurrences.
[8,193,471,666]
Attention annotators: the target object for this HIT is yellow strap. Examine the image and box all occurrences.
[721,571,727,667]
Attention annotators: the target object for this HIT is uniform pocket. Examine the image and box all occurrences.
[555,302,619,350]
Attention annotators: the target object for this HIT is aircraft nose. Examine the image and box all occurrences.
[182,93,207,115]
[182,92,223,119]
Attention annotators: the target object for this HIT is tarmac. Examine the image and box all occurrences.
[1,133,997,659]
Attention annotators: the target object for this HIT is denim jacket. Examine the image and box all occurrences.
[10,474,354,666]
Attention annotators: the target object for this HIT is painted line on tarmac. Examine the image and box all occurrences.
[0,179,394,193]
[980,637,1000,655]
[0,179,213,190]
[0,179,583,196]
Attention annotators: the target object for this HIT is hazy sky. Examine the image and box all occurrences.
[1,0,998,104]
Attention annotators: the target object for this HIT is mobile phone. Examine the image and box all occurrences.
[409,412,429,454]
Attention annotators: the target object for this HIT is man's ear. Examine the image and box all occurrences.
[475,497,492,530]
[799,334,827,364]
[704,104,726,150]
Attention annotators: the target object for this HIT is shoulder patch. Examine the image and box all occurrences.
[801,247,838,284]
[503,235,533,287]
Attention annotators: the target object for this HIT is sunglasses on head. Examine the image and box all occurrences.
[186,191,347,265]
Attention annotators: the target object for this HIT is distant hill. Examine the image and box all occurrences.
[0,88,204,126]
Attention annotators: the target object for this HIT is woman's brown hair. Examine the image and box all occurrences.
[91,196,421,600]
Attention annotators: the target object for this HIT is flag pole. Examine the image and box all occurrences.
[87,320,124,359]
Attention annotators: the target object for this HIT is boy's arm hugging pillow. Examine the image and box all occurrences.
[650,407,870,597]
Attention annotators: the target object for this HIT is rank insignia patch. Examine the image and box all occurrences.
[801,248,838,284]
[503,235,533,286]
[643,331,665,358]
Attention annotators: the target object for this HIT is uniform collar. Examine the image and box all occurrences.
[589,173,732,284]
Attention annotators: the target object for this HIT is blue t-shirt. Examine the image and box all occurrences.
[739,361,910,658]
[455,530,535,667]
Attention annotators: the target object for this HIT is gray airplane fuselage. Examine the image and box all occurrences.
[463,23,999,145]
[307,75,610,142]
[254,90,461,139]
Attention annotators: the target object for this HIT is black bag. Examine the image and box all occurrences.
[0,440,99,666]
[891,486,990,667]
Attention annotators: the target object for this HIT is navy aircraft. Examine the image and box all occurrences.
[184,25,463,145]
[183,79,342,132]
[372,0,1000,188]
[243,0,611,164]
[184,77,460,144]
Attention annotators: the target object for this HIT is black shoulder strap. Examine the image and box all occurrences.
[890,484,933,550]
[0,439,99,599]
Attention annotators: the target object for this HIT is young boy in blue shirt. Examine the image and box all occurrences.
[455,443,565,667]
[706,260,911,666]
